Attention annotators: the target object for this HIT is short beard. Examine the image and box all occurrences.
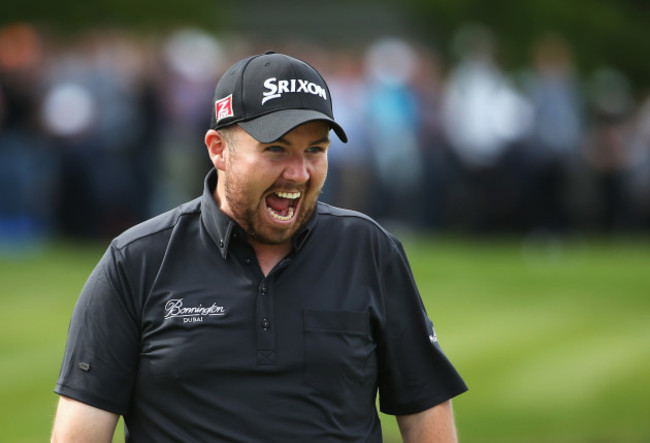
[223,165,319,246]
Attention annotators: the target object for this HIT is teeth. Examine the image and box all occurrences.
[275,192,301,199]
[267,206,294,221]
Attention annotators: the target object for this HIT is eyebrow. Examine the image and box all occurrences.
[274,135,330,146]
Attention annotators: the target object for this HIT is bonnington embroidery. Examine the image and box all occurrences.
[164,298,227,323]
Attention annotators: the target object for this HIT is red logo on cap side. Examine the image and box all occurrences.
[215,95,234,121]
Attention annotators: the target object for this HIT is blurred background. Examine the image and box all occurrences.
[1,0,649,441]
[2,0,650,245]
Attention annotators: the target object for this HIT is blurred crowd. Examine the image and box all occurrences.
[1,22,650,251]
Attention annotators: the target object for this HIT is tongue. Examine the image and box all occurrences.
[266,194,291,212]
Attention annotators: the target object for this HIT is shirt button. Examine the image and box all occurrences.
[245,258,252,264]
[261,319,270,329]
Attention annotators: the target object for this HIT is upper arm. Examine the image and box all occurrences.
[396,400,458,443]
[51,396,119,443]
[55,246,141,413]
[376,243,467,414]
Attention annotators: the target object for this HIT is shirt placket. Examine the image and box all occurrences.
[256,278,276,365]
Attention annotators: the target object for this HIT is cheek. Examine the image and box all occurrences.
[311,160,328,187]
[229,161,276,196]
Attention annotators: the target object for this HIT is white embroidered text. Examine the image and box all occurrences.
[164,298,227,320]
[262,77,327,105]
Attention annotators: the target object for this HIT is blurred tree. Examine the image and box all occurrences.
[405,0,650,92]
[1,0,229,32]
[2,0,649,90]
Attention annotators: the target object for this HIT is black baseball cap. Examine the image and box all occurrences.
[210,51,347,143]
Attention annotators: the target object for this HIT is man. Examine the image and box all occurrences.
[51,51,467,442]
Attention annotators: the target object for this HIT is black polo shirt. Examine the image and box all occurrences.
[55,169,467,442]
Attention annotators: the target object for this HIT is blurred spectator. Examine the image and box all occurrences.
[0,23,57,252]
[363,37,425,227]
[411,45,451,229]
[627,92,650,229]
[151,28,224,215]
[40,31,154,238]
[582,68,636,231]
[320,48,372,214]
[519,34,585,233]
[442,23,532,231]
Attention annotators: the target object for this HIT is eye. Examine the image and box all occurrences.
[306,145,327,154]
[265,145,285,153]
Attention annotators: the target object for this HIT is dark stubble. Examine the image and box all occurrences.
[223,157,320,245]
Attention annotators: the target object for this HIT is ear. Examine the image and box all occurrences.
[205,129,227,171]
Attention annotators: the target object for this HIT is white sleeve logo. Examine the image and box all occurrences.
[429,326,438,344]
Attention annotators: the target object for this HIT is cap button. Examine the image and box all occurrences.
[264,50,276,55]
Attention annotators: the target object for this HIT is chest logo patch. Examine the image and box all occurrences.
[164,298,227,323]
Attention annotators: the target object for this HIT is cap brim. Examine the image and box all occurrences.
[238,109,348,144]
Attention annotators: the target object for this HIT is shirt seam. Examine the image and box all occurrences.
[113,208,200,252]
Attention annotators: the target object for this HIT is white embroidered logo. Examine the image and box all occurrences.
[262,77,327,105]
[429,326,438,344]
[164,298,227,323]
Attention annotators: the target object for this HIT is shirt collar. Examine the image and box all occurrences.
[200,168,317,259]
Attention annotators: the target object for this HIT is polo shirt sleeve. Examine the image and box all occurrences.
[54,243,140,415]
[376,240,467,416]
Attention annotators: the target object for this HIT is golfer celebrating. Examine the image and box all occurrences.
[51,51,467,442]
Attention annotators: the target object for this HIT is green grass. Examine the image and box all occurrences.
[1,235,649,442]
[0,241,105,442]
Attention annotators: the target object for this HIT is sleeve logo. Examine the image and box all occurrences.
[429,325,438,344]
[215,94,234,121]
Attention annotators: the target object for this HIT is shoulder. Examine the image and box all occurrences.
[94,197,203,285]
[317,201,375,222]
[111,197,202,253]
[317,201,385,229]
[315,201,401,250]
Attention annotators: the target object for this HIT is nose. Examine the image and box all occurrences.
[282,153,310,183]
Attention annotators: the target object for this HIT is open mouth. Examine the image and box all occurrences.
[265,191,301,222]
